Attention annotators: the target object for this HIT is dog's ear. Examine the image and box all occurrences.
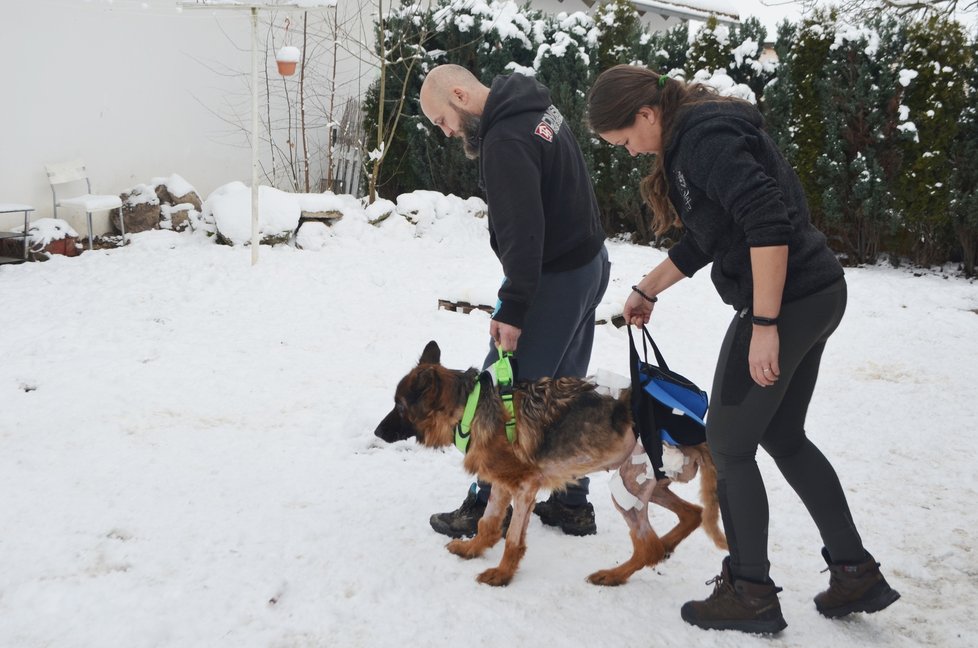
[405,365,441,406]
[419,340,441,365]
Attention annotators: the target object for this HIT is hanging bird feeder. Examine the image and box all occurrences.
[275,18,300,76]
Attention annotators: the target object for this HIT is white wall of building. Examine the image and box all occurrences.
[0,0,374,237]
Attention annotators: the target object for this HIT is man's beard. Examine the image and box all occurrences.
[453,106,482,160]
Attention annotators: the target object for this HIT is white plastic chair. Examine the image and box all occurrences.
[45,159,124,250]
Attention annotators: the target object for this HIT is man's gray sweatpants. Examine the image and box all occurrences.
[476,244,611,505]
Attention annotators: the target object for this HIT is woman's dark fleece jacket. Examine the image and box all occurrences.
[477,73,605,328]
[664,101,843,311]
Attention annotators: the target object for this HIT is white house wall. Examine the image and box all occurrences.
[0,0,374,237]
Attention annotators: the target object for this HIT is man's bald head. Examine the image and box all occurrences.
[421,64,484,98]
[419,64,491,158]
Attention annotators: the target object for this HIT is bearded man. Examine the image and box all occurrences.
[418,64,609,537]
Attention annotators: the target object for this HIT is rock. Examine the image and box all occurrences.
[161,203,195,232]
[170,190,202,212]
[299,210,344,225]
[112,185,161,234]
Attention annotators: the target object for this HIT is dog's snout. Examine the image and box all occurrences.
[373,404,419,443]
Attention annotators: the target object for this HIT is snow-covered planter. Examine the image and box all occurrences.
[276,46,300,76]
[17,218,81,260]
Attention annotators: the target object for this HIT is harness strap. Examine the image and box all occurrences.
[495,349,517,443]
[453,348,518,453]
[454,372,488,454]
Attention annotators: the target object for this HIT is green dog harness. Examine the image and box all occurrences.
[454,348,517,453]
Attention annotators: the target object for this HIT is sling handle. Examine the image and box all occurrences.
[626,324,670,372]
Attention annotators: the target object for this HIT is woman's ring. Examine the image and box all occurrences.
[762,368,771,373]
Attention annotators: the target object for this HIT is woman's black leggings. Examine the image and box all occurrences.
[706,279,864,583]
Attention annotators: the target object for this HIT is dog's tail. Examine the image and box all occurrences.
[693,444,728,551]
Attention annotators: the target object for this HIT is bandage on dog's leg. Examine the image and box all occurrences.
[610,469,640,511]
[588,444,665,586]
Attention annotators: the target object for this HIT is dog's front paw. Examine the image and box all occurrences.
[446,538,482,559]
[587,569,629,586]
[477,567,513,586]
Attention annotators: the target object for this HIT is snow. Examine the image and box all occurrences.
[58,193,123,210]
[203,182,302,244]
[123,184,161,206]
[899,69,919,87]
[276,46,301,63]
[1,187,976,647]
[14,217,79,246]
[152,173,196,199]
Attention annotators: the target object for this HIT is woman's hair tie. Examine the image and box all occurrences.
[658,74,668,88]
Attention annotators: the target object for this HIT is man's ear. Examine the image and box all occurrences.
[451,86,468,106]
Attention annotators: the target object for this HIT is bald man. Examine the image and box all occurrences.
[419,64,610,538]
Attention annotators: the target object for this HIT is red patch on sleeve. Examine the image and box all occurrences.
[534,122,554,142]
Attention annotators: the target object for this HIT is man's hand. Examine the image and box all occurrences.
[490,320,522,352]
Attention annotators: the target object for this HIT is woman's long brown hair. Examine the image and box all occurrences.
[587,65,738,235]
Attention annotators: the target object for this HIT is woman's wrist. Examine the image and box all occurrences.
[631,285,658,304]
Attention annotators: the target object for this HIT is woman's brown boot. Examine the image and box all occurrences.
[681,557,788,634]
[814,547,901,618]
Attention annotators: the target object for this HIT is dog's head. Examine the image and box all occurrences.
[374,341,474,447]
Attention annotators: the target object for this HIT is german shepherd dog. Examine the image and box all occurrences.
[375,341,727,586]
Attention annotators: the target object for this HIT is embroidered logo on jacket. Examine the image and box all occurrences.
[675,170,693,212]
[534,105,564,142]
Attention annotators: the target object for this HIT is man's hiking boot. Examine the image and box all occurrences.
[532,493,597,536]
[814,547,901,618]
[429,488,511,538]
[681,557,788,634]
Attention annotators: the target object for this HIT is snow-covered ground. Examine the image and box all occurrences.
[1,194,976,647]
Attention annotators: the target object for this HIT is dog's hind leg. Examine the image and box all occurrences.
[588,447,666,586]
[447,485,511,559]
[477,480,540,586]
[650,484,703,556]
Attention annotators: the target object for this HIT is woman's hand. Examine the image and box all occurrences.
[749,325,780,386]
[623,258,687,328]
[624,289,654,327]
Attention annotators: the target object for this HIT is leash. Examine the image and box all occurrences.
[454,347,517,453]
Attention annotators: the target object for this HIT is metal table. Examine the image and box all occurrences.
[0,204,34,265]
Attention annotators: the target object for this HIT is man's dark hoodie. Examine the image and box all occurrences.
[664,101,844,311]
[477,74,605,328]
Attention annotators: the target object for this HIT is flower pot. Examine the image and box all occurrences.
[276,60,297,76]
[276,46,300,77]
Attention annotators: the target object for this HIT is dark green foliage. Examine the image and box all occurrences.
[686,16,729,77]
[363,0,976,270]
[949,36,978,275]
[762,20,798,156]
[727,17,775,102]
[894,15,968,266]
[782,10,836,229]
[587,0,653,240]
[813,18,905,264]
